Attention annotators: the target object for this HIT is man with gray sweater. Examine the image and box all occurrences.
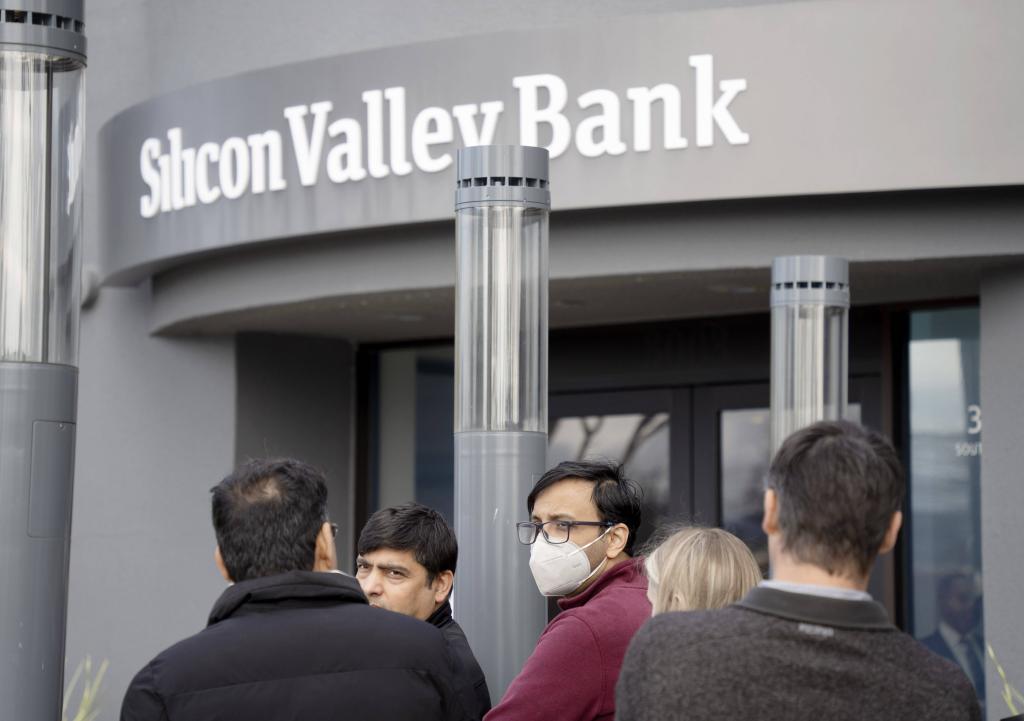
[616,421,980,721]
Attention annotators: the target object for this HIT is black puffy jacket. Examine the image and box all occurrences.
[426,601,491,720]
[121,571,468,721]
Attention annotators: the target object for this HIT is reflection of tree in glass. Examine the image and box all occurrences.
[622,414,669,467]
[575,416,605,460]
[570,414,668,466]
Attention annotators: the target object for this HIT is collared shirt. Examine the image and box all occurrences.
[760,579,873,602]
[938,621,982,676]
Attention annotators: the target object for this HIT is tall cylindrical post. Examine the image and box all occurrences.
[454,145,549,701]
[0,2,85,718]
[770,256,849,454]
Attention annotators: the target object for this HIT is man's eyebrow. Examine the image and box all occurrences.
[530,512,576,523]
[377,563,411,574]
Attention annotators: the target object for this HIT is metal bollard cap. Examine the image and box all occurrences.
[0,0,86,63]
[771,255,850,307]
[455,145,550,210]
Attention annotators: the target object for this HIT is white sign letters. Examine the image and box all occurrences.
[138,55,749,219]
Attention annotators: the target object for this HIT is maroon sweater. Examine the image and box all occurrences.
[485,557,651,721]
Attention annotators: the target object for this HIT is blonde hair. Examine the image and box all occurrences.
[644,526,762,615]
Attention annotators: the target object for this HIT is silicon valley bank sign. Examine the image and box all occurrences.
[102,2,1024,284]
[138,57,748,219]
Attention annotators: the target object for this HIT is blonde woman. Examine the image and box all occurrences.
[644,526,762,614]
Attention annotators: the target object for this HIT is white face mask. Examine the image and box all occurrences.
[529,527,612,597]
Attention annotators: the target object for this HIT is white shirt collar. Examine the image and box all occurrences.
[760,579,873,602]
[938,621,979,672]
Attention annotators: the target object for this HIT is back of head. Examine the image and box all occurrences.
[357,502,458,582]
[767,420,905,578]
[211,458,328,582]
[528,460,644,555]
[645,527,761,614]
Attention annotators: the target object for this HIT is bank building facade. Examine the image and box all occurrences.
[59,1,1024,718]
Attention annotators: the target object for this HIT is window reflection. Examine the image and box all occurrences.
[909,308,984,707]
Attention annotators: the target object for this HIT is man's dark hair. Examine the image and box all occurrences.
[357,503,458,585]
[766,420,905,577]
[211,458,329,582]
[527,460,644,556]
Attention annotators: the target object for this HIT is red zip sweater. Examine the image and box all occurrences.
[485,557,651,721]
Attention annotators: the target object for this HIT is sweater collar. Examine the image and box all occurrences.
[208,570,367,625]
[736,585,893,630]
[558,556,645,610]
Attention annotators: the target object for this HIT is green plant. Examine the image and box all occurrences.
[62,655,109,721]
[988,643,1024,716]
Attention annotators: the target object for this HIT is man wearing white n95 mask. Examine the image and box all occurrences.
[484,461,651,721]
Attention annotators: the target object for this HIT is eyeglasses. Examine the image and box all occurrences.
[516,520,613,545]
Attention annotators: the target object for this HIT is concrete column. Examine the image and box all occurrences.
[980,264,1024,721]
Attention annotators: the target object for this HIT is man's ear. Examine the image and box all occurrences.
[762,488,780,537]
[877,511,903,556]
[432,570,455,605]
[605,523,630,559]
[214,546,233,583]
[313,522,338,572]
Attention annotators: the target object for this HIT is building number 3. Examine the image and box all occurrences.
[967,404,982,435]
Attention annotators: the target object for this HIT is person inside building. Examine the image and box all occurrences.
[921,573,986,704]
[616,421,981,721]
[120,459,468,721]
[356,503,491,721]
[644,525,762,615]
[485,461,649,721]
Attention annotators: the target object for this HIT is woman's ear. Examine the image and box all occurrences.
[671,591,688,613]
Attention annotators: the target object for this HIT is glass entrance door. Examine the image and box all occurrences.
[691,377,894,616]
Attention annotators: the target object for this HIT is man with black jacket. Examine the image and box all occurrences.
[120,459,467,721]
[356,503,491,721]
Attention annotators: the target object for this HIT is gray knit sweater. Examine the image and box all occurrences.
[615,587,980,721]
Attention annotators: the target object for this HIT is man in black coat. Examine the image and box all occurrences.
[120,459,468,721]
[356,503,491,720]
[616,421,980,721]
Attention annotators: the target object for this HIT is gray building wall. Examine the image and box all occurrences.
[65,287,234,717]
[980,265,1024,721]
[149,191,1024,341]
